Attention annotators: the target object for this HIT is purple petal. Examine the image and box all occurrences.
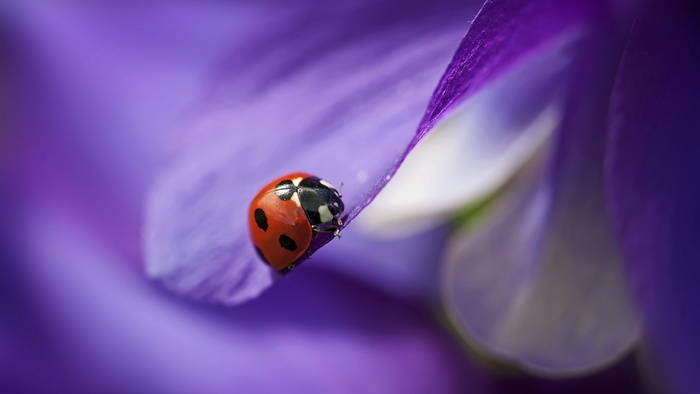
[607,2,700,393]
[145,0,484,304]
[360,30,579,234]
[6,2,254,257]
[442,9,639,374]
[320,30,585,300]
[418,0,609,138]
[146,0,605,304]
[19,208,484,394]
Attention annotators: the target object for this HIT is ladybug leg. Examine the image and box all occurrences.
[334,217,343,237]
[280,263,296,276]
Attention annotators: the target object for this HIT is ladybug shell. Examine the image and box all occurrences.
[248,172,314,271]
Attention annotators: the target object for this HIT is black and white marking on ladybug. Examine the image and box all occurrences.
[272,175,344,234]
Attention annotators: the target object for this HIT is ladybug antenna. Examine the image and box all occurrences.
[338,181,344,197]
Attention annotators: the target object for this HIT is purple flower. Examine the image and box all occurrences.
[352,0,698,392]
[1,0,694,393]
[4,2,485,393]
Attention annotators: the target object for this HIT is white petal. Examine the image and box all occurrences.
[441,152,639,376]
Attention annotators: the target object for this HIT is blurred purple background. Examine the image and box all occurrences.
[3,1,698,393]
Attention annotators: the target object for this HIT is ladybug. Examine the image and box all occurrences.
[248,172,344,272]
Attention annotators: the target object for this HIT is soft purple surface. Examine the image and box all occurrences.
[145,0,485,303]
[1,1,663,393]
[4,3,494,393]
[442,2,639,374]
[13,207,482,394]
[607,1,700,393]
[6,1,257,262]
[313,224,451,302]
[145,0,607,305]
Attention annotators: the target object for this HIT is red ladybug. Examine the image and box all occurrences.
[248,172,344,272]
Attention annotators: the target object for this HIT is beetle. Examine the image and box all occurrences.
[248,172,344,272]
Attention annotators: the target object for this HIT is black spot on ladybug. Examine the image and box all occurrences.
[274,180,296,201]
[255,246,270,265]
[279,234,298,251]
[254,208,268,231]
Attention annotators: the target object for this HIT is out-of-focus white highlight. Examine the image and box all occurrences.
[358,33,578,237]
[428,29,641,376]
[441,155,640,376]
